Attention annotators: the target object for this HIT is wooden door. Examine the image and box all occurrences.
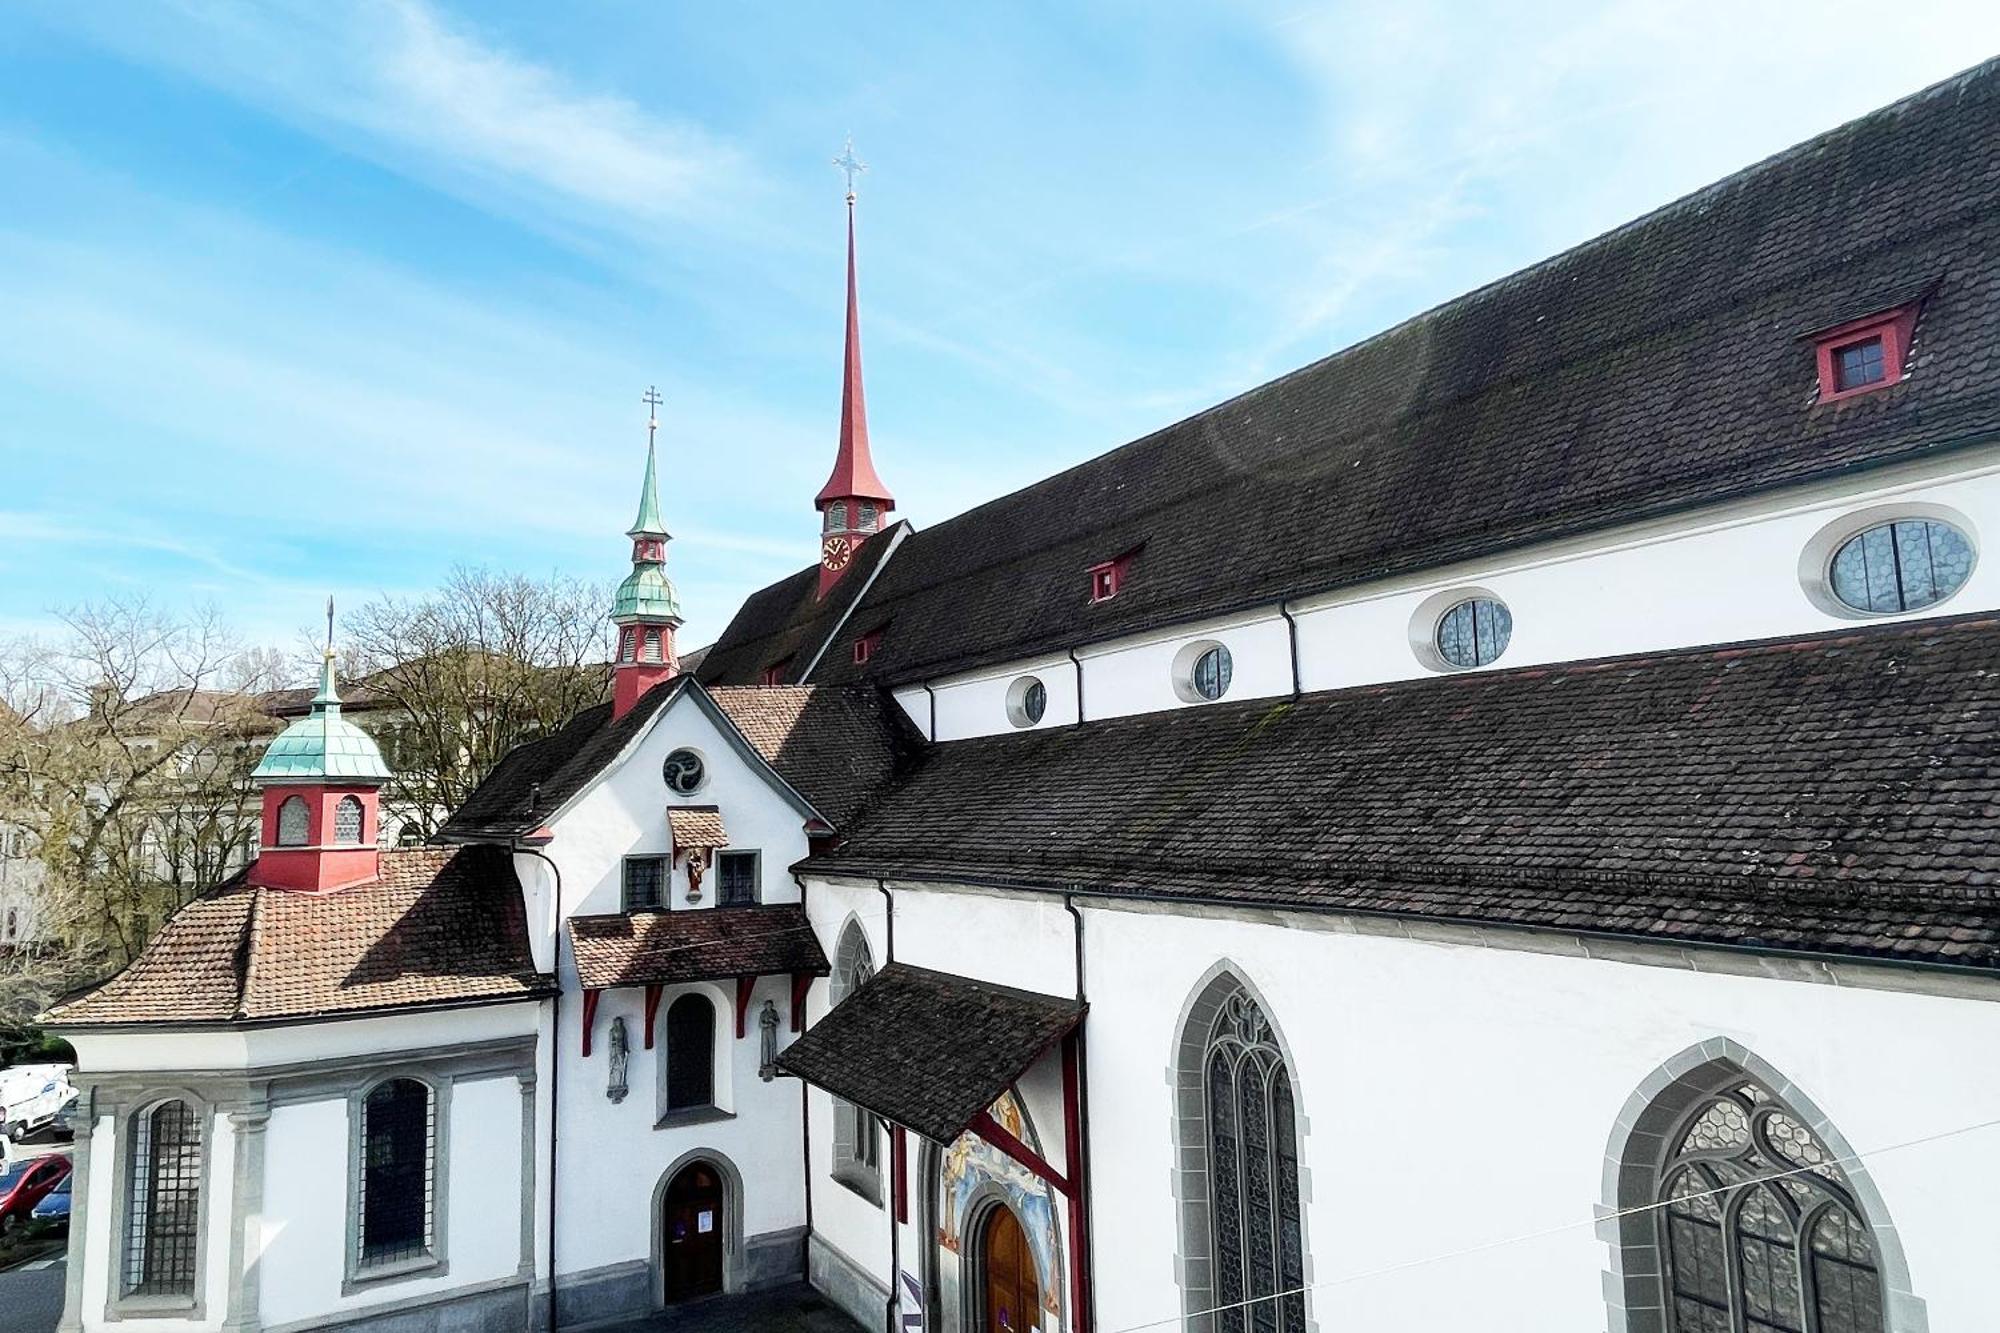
[661,1162,724,1302]
[982,1206,1040,1333]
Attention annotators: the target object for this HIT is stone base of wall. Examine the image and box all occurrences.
[809,1233,889,1333]
[745,1226,809,1291]
[267,1276,531,1333]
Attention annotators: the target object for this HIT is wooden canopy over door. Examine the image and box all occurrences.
[983,1206,1041,1333]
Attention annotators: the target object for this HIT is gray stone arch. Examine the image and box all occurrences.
[957,1181,1064,1333]
[830,913,882,1201]
[1600,1036,1927,1333]
[108,1085,216,1320]
[1168,960,1315,1333]
[344,1068,453,1290]
[650,1147,747,1304]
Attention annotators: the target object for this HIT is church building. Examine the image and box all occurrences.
[44,58,2000,1333]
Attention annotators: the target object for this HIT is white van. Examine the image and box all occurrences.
[0,1064,77,1141]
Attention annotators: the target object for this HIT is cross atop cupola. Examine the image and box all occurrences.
[612,387,684,718]
[816,138,896,599]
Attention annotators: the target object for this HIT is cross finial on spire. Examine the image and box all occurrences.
[834,136,867,203]
[642,385,663,449]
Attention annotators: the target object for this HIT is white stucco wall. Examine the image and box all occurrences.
[893,451,2000,740]
[73,1109,236,1333]
[257,1074,528,1326]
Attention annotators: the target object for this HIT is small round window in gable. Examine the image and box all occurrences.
[662,748,706,795]
[1006,676,1047,728]
[1434,597,1512,669]
[1191,645,1232,701]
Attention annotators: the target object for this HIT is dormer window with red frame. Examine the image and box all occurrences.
[1087,554,1133,604]
[760,658,791,687]
[1808,301,1921,404]
[853,628,884,665]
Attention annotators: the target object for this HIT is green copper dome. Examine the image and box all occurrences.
[612,562,682,622]
[252,655,392,784]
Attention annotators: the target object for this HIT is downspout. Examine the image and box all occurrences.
[1277,598,1302,699]
[876,878,894,962]
[920,682,937,742]
[1063,892,1095,1332]
[793,875,815,1259]
[515,843,564,1333]
[876,875,897,1333]
[1067,648,1086,728]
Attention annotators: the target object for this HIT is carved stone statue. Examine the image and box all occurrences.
[607,1016,630,1104]
[758,999,780,1081]
[684,848,709,903]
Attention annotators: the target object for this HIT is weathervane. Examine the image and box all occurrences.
[833,136,867,203]
[642,385,663,449]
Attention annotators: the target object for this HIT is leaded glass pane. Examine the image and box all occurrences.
[622,857,666,911]
[1811,1206,1884,1333]
[1829,519,1974,614]
[124,1100,203,1296]
[1735,1186,1804,1332]
[1193,646,1233,701]
[1208,1048,1244,1333]
[1239,1057,1277,1333]
[276,795,310,847]
[1202,988,1303,1333]
[360,1079,434,1267]
[1434,597,1513,668]
[333,796,364,846]
[1272,1069,1305,1333]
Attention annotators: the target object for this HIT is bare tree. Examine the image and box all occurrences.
[341,567,612,838]
[0,599,277,1030]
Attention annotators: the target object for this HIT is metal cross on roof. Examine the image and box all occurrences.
[834,137,867,201]
[642,384,663,446]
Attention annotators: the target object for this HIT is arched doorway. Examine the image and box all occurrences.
[980,1205,1040,1333]
[660,1160,724,1303]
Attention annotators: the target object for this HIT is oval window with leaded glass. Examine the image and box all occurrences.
[1434,597,1512,669]
[1828,518,1973,615]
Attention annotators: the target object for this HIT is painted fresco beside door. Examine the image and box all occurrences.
[935,1090,1062,1329]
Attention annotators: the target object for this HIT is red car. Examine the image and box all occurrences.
[0,1153,70,1233]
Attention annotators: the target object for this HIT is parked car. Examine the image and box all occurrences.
[29,1170,71,1229]
[0,1153,70,1233]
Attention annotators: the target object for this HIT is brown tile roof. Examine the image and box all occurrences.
[667,807,727,849]
[566,905,829,990]
[803,614,2000,972]
[707,685,926,828]
[705,62,2000,690]
[46,847,552,1028]
[775,963,1082,1144]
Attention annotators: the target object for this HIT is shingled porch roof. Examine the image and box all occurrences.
[775,963,1084,1144]
[566,904,829,991]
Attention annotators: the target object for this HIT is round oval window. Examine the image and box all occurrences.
[1828,518,1973,615]
[1191,645,1232,701]
[1435,597,1512,669]
[1007,676,1047,728]
[662,748,705,795]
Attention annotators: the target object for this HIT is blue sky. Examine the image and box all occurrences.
[3,3,1996,653]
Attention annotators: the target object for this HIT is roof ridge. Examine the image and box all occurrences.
[234,887,266,1022]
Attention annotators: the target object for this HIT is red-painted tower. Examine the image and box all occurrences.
[247,649,392,893]
[611,389,684,719]
[816,140,896,598]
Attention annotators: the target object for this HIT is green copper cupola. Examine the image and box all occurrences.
[252,653,392,784]
[612,388,684,718]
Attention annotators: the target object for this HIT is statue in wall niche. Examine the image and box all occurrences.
[758,999,779,1081]
[684,848,709,903]
[607,1016,630,1103]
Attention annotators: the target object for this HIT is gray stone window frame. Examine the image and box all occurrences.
[106,1089,214,1321]
[1169,963,1314,1333]
[623,855,669,913]
[1601,1037,1926,1333]
[830,915,883,1206]
[343,1071,452,1294]
[716,850,760,907]
[651,1148,748,1302]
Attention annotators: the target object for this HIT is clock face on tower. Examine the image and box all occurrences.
[822,535,853,572]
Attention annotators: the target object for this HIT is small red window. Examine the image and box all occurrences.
[853,629,884,665]
[1808,302,1920,404]
[1087,559,1128,603]
[760,659,791,686]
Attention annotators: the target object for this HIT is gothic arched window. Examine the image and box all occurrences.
[1178,975,1306,1333]
[276,795,310,847]
[357,1078,436,1269]
[664,994,716,1111]
[1655,1081,1884,1333]
[333,796,364,845]
[830,920,881,1198]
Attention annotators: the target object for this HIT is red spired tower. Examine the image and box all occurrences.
[816,138,896,598]
[610,387,684,719]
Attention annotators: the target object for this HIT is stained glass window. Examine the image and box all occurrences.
[276,795,310,847]
[1205,990,1305,1333]
[1656,1082,1884,1333]
[359,1079,435,1268]
[1434,597,1512,669]
[1828,519,1974,615]
[123,1100,203,1297]
[333,796,364,846]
